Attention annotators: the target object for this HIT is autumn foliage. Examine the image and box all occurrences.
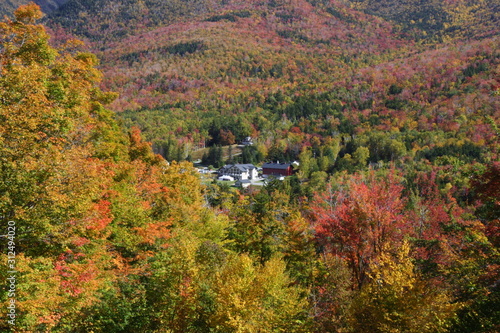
[0,3,499,333]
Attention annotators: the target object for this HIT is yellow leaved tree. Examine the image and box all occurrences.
[348,240,460,333]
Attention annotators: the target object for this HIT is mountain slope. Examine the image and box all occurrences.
[97,0,407,111]
[36,0,500,163]
[48,0,225,41]
[345,0,500,40]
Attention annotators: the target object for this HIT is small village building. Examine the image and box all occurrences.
[197,167,211,174]
[218,164,258,180]
[262,162,294,177]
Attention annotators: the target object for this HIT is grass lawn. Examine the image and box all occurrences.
[191,144,243,161]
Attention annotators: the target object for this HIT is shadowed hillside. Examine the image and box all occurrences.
[0,0,68,16]
[345,0,500,41]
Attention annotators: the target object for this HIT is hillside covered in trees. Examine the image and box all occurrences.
[34,0,498,164]
[1,2,499,332]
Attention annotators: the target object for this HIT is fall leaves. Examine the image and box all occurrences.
[0,7,309,332]
[1,3,499,333]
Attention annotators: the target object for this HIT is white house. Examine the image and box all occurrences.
[218,164,258,180]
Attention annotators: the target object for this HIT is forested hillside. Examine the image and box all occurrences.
[1,2,499,332]
[38,0,500,164]
[346,0,500,40]
[48,0,226,41]
[90,0,499,167]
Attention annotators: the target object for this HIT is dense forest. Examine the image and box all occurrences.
[1,2,499,332]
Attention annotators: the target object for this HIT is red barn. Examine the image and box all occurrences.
[262,162,293,177]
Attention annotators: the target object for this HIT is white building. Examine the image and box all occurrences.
[218,164,258,180]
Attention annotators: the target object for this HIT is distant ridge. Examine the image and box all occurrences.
[46,0,225,41]
[36,0,69,13]
[0,0,69,17]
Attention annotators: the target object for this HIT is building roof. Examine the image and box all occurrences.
[262,163,292,170]
[237,164,256,171]
[220,164,256,172]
